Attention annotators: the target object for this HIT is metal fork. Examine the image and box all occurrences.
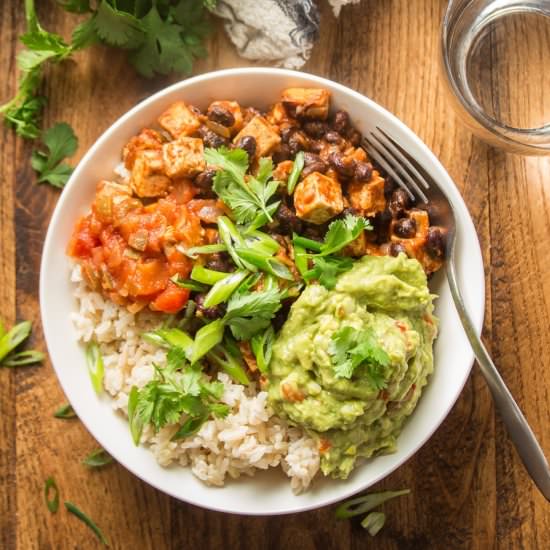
[363,127,550,501]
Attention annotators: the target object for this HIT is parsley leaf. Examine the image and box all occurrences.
[205,147,280,225]
[31,123,78,188]
[319,214,371,256]
[224,288,284,340]
[328,326,390,388]
[304,256,354,290]
[93,0,145,48]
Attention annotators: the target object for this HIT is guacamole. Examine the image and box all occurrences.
[267,254,438,479]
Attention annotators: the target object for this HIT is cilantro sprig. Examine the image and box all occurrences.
[328,326,390,387]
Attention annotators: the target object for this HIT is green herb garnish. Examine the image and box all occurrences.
[85,341,104,394]
[0,319,44,367]
[44,476,60,513]
[250,325,275,373]
[207,343,250,385]
[31,122,78,187]
[328,326,390,386]
[361,511,386,536]
[287,151,304,194]
[203,270,249,307]
[53,403,77,419]
[65,501,109,547]
[303,256,354,290]
[82,448,113,468]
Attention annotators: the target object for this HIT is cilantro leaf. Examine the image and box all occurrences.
[31,123,78,188]
[71,17,99,50]
[328,326,390,388]
[319,214,371,256]
[56,0,92,14]
[304,256,354,290]
[224,288,283,340]
[93,0,145,48]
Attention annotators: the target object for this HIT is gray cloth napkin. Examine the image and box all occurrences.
[213,1,360,69]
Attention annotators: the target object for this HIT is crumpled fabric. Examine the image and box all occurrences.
[212,0,360,69]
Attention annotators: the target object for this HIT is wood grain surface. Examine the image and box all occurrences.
[1,1,549,548]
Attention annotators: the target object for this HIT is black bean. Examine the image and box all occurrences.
[384,176,396,197]
[333,110,350,134]
[354,161,373,182]
[328,151,355,178]
[301,152,328,177]
[425,227,446,258]
[288,131,309,155]
[394,217,417,238]
[272,144,292,164]
[199,126,228,149]
[308,140,324,154]
[389,242,408,257]
[205,252,234,273]
[195,294,226,320]
[389,188,410,218]
[272,299,295,331]
[235,135,257,159]
[324,130,342,144]
[281,125,297,143]
[303,121,328,139]
[195,168,215,189]
[340,206,359,217]
[275,203,303,235]
[208,105,235,127]
[372,209,392,243]
[347,129,362,146]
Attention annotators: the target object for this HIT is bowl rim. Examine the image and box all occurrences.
[40,67,485,515]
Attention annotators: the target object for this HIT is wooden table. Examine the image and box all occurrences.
[1,1,549,548]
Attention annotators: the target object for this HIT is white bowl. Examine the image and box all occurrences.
[40,68,484,515]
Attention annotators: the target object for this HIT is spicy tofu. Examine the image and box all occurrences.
[130,149,171,198]
[293,172,344,224]
[233,115,281,159]
[162,137,205,179]
[348,172,386,216]
[206,100,243,138]
[158,101,201,139]
[122,128,163,169]
[281,88,330,120]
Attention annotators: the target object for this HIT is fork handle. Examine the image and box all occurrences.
[447,257,550,501]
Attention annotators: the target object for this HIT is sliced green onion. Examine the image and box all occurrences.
[190,319,225,364]
[44,477,59,513]
[180,243,227,258]
[263,273,278,291]
[0,319,6,339]
[82,448,113,468]
[203,270,248,308]
[1,349,45,367]
[156,328,193,353]
[190,265,229,285]
[293,243,308,278]
[64,501,109,547]
[245,201,280,233]
[244,230,280,255]
[171,414,208,441]
[141,331,166,347]
[171,275,209,293]
[335,489,410,519]
[236,272,262,294]
[287,151,305,194]
[361,511,386,536]
[0,321,31,362]
[292,233,322,253]
[250,326,275,373]
[234,248,293,280]
[53,403,76,419]
[217,216,254,271]
[208,346,250,385]
[127,386,143,445]
[85,341,104,394]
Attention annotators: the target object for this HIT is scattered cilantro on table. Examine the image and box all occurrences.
[328,325,390,387]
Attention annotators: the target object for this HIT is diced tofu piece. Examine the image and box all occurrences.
[233,115,281,159]
[158,101,201,139]
[342,230,367,257]
[281,88,330,119]
[206,100,243,138]
[266,102,295,126]
[272,160,294,183]
[162,137,205,179]
[348,173,386,216]
[294,172,344,224]
[122,128,163,169]
[409,209,430,239]
[130,150,171,198]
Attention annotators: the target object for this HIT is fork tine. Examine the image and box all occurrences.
[375,127,430,191]
[366,132,429,204]
[362,136,416,202]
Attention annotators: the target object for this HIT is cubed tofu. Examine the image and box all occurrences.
[233,115,281,159]
[281,88,330,119]
[206,100,243,138]
[158,101,201,139]
[130,150,171,198]
[266,102,295,126]
[342,230,367,257]
[294,172,344,224]
[348,173,386,216]
[122,128,163,169]
[272,160,294,183]
[162,137,205,179]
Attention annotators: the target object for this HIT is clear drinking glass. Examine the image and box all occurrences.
[441,0,550,154]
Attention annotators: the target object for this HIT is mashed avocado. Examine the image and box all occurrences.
[267,254,438,479]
